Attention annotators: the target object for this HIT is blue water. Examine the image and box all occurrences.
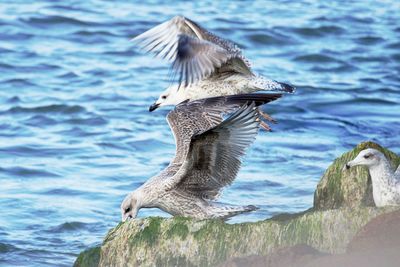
[0,0,399,266]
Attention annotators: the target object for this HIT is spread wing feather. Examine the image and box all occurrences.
[174,103,260,200]
[166,93,281,166]
[132,16,252,87]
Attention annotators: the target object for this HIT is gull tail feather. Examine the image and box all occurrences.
[209,204,259,219]
[249,76,295,93]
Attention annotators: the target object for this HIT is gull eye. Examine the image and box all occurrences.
[364,154,371,159]
[161,95,167,99]
[125,207,131,213]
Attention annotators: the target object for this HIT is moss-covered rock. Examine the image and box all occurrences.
[74,142,400,267]
[75,207,398,267]
[220,210,400,267]
[314,141,400,210]
[74,246,100,267]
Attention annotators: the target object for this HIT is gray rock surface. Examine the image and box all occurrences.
[74,142,400,267]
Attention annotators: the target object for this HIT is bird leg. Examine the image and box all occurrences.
[259,110,277,123]
[256,109,276,131]
[260,121,272,131]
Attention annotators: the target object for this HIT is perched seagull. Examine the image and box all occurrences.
[345,148,400,207]
[132,16,294,116]
[121,93,282,221]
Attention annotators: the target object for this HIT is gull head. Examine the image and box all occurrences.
[149,84,187,112]
[344,148,384,170]
[121,191,141,222]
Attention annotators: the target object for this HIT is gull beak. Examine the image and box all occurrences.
[342,161,353,171]
[149,102,160,112]
[122,214,133,222]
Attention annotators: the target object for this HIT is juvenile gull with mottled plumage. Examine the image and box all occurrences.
[345,148,400,207]
[120,93,281,221]
[132,16,294,130]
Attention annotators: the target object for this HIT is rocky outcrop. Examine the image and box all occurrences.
[219,244,326,267]
[75,207,398,267]
[347,209,400,253]
[314,141,400,210]
[74,142,400,267]
[74,247,100,267]
[220,210,400,267]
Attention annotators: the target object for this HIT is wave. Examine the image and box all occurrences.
[21,15,97,28]
[0,166,60,178]
[0,145,89,158]
[3,104,86,115]
[276,25,345,37]
[294,54,341,63]
[0,242,19,253]
[246,32,294,46]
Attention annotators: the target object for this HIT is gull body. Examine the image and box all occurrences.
[121,93,282,221]
[132,16,294,112]
[151,74,286,110]
[345,148,400,207]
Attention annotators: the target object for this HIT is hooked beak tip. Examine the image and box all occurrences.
[343,163,351,171]
[149,103,160,112]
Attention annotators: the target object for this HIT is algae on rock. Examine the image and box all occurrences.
[74,207,398,267]
[74,141,400,267]
[74,247,100,267]
[314,141,400,210]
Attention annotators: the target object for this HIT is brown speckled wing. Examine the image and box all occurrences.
[175,103,260,200]
[166,93,281,167]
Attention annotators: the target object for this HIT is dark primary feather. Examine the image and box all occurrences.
[174,35,235,87]
[175,103,260,200]
[131,16,251,87]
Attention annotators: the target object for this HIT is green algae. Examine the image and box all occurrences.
[130,217,162,246]
[165,218,190,240]
[73,246,100,267]
[103,222,124,243]
[75,207,399,267]
[74,142,400,267]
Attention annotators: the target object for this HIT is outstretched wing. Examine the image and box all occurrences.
[167,93,281,166]
[172,35,236,87]
[132,16,251,87]
[172,103,260,200]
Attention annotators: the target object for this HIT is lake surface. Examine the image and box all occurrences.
[0,0,399,266]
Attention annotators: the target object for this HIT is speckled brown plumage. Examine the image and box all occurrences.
[120,93,281,220]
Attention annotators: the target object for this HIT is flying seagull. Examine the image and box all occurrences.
[345,148,400,207]
[121,93,282,221]
[132,16,294,114]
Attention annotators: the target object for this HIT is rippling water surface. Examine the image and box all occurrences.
[0,0,399,266]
